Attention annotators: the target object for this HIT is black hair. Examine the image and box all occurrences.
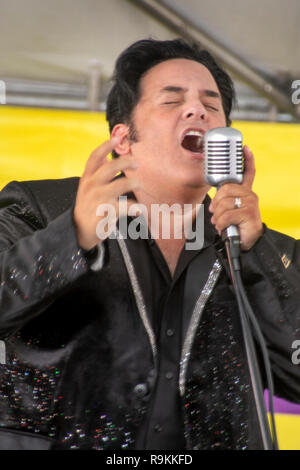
[106,38,235,157]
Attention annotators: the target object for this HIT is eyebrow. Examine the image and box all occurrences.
[159,86,221,99]
[159,86,187,94]
[203,90,221,99]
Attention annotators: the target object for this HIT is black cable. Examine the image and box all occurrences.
[235,270,279,450]
[224,236,279,450]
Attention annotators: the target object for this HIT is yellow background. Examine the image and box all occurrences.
[1,106,299,239]
[0,105,300,449]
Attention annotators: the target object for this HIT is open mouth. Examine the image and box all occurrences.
[181,130,204,154]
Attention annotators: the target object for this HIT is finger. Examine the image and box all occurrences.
[83,136,121,176]
[107,176,141,200]
[98,156,139,184]
[210,183,246,210]
[242,145,256,188]
[210,195,252,223]
[212,208,248,233]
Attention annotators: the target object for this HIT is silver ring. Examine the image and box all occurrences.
[234,197,242,209]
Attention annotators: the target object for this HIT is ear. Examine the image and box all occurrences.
[111,124,131,156]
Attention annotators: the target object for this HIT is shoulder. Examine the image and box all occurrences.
[263,226,298,256]
[19,176,80,198]
[0,177,80,223]
[250,225,300,274]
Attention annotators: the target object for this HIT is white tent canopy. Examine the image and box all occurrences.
[0,0,299,120]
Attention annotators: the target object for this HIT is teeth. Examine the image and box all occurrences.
[185,130,203,138]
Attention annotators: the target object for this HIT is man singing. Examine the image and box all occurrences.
[0,38,299,450]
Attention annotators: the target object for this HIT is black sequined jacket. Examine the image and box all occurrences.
[0,178,300,450]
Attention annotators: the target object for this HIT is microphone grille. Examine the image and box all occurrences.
[204,127,244,187]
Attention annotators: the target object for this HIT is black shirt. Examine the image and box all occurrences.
[123,196,218,450]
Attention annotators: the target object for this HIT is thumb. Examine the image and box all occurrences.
[243,145,256,188]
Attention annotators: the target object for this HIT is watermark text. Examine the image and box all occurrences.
[0,80,6,104]
[291,340,300,365]
[96,197,204,250]
[291,80,300,105]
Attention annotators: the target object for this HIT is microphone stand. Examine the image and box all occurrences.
[222,227,278,450]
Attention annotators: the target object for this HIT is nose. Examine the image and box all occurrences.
[182,100,207,121]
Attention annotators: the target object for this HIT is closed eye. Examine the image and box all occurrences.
[164,101,180,104]
[205,104,219,111]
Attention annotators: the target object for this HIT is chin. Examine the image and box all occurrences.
[186,179,208,190]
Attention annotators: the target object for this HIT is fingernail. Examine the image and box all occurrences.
[209,203,213,212]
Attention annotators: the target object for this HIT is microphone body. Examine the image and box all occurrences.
[204,127,244,242]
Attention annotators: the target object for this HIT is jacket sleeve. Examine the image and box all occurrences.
[240,226,300,403]
[0,180,91,338]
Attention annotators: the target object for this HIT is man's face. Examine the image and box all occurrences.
[125,58,227,198]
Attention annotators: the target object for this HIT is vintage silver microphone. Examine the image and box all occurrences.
[204,127,244,242]
[205,127,278,450]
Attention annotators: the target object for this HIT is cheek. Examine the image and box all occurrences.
[130,114,179,162]
[136,127,172,156]
[216,110,227,126]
